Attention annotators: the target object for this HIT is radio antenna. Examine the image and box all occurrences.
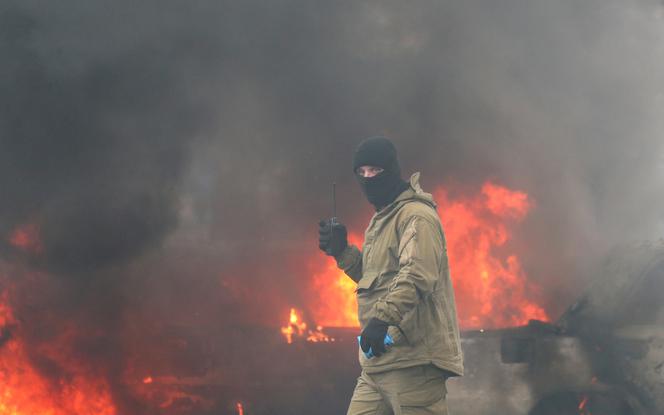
[332,182,337,219]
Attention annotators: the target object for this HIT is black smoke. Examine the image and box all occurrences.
[0,3,216,273]
[1,0,663,312]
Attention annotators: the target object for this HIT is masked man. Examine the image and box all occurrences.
[319,137,463,415]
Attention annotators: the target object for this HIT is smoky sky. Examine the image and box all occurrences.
[1,0,664,323]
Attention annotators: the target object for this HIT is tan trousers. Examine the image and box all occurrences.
[346,365,448,415]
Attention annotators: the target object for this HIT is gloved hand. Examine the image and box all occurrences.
[318,219,348,257]
[360,318,390,357]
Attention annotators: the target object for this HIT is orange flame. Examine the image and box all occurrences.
[307,233,363,328]
[0,290,117,415]
[280,308,333,343]
[280,308,307,344]
[435,182,549,328]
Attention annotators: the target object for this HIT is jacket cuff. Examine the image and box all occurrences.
[372,301,403,326]
[335,245,360,269]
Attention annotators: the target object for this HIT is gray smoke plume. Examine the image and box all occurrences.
[173,0,664,320]
[2,0,663,326]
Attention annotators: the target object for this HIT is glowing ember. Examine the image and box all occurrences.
[143,376,153,384]
[280,308,333,343]
[306,325,334,343]
[236,402,244,415]
[578,395,589,414]
[435,182,549,328]
[8,223,43,255]
[0,290,117,415]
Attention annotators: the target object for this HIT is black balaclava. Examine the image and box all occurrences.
[352,137,409,210]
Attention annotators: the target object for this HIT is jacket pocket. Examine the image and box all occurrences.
[356,272,381,326]
[356,272,379,292]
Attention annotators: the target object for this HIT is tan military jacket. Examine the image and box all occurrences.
[336,173,464,376]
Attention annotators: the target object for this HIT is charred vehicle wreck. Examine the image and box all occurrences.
[448,240,664,415]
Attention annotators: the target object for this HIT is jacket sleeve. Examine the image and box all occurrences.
[335,244,363,283]
[372,215,443,325]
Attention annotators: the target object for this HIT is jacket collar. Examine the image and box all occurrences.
[374,172,437,218]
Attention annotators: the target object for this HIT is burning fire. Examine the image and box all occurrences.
[435,182,549,328]
[280,308,333,344]
[0,289,117,415]
[307,233,363,328]
[303,181,548,332]
[280,308,307,344]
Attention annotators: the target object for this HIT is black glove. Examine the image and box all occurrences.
[318,219,348,257]
[360,318,389,357]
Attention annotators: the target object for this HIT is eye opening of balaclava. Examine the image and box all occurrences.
[352,136,409,210]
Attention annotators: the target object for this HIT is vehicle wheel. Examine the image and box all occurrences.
[529,391,632,415]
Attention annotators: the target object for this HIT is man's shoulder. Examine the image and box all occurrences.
[395,199,440,224]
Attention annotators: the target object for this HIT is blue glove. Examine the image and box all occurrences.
[358,317,394,358]
[357,334,394,358]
